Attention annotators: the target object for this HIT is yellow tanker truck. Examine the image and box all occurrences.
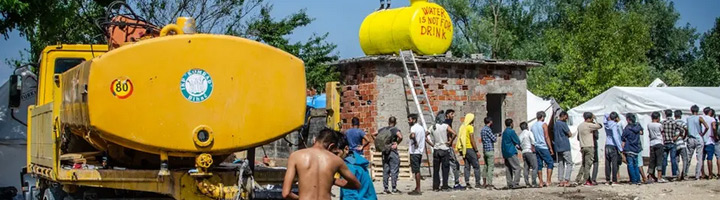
[8,13,310,200]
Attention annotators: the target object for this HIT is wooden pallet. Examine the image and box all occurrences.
[368,146,412,181]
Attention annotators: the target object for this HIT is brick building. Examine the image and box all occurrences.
[332,55,541,164]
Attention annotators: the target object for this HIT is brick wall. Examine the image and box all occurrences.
[338,59,529,165]
[339,62,379,144]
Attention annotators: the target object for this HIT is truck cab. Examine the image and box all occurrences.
[10,44,107,107]
[7,44,107,199]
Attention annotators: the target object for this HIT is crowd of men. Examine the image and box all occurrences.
[282,105,720,199]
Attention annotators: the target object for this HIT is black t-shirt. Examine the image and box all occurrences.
[445,119,454,128]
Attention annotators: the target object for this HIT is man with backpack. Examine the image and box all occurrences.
[373,116,403,194]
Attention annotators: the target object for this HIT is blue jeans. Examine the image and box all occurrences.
[626,153,641,184]
[662,143,678,176]
[705,144,716,160]
[536,148,554,170]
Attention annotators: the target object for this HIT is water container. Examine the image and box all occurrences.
[313,94,327,109]
[359,0,453,55]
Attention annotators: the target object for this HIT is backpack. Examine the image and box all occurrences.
[374,126,396,152]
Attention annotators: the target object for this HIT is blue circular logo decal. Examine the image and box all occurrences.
[180,69,213,102]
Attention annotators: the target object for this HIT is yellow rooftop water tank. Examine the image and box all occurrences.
[359,0,453,56]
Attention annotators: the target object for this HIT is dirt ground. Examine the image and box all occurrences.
[333,162,720,199]
[369,179,720,199]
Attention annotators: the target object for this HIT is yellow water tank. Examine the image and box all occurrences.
[60,34,306,157]
[359,0,453,56]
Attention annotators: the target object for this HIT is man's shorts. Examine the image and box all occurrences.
[410,154,422,173]
[536,148,554,170]
[715,143,720,160]
[704,144,715,160]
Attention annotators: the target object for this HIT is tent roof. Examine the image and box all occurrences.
[648,78,667,87]
[527,90,552,122]
[569,87,720,115]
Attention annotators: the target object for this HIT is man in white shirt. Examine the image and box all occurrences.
[427,112,457,191]
[518,122,537,187]
[701,107,717,179]
[408,114,425,195]
[647,112,666,183]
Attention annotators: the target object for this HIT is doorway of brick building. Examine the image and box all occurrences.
[487,94,506,134]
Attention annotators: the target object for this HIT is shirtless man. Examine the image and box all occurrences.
[282,129,361,200]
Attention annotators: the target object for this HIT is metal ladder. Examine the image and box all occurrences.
[400,50,435,129]
[400,50,435,177]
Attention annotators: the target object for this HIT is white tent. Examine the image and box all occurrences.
[567,87,720,162]
[526,90,553,124]
[648,78,668,87]
[526,91,582,163]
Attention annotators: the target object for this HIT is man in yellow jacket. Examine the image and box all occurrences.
[455,113,482,189]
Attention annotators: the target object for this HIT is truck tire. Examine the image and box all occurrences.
[42,187,67,200]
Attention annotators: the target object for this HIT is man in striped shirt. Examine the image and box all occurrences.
[674,110,689,181]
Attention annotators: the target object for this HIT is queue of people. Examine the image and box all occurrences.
[374,105,720,196]
[282,105,720,200]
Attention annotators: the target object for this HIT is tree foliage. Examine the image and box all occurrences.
[232,6,339,91]
[1,0,339,90]
[440,0,711,108]
[685,17,720,86]
[131,0,262,34]
[0,0,106,64]
[438,0,548,59]
[529,0,652,108]
[622,0,699,86]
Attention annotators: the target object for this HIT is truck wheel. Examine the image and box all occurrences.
[42,187,67,200]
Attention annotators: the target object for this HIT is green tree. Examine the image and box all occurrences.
[528,0,652,108]
[685,17,720,86]
[440,0,685,108]
[2,0,339,90]
[621,0,698,86]
[131,0,263,33]
[437,0,492,57]
[1,0,106,64]
[438,0,555,60]
[231,6,338,91]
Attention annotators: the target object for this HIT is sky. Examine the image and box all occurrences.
[0,0,718,83]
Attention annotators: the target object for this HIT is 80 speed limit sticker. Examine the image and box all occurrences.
[110,78,134,99]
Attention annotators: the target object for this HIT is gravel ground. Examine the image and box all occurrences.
[333,161,720,199]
